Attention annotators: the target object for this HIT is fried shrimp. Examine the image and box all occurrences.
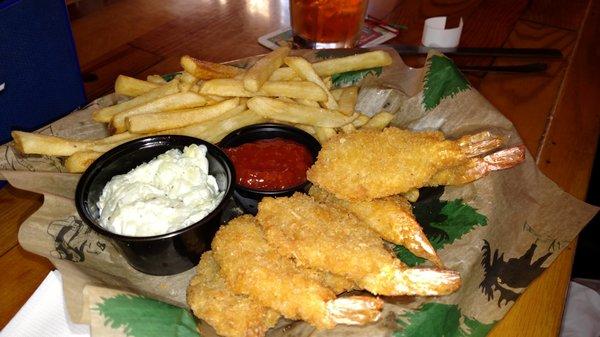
[307,127,525,200]
[309,186,442,267]
[187,252,280,337]
[212,215,383,330]
[256,194,461,296]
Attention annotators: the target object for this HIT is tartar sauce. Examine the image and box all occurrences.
[97,144,223,237]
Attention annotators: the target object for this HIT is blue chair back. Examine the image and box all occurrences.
[0,0,86,144]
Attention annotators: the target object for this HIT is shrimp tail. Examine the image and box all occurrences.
[482,145,526,170]
[361,265,461,296]
[428,145,526,186]
[326,296,384,326]
[457,131,504,157]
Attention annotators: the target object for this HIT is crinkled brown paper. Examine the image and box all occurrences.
[0,48,597,337]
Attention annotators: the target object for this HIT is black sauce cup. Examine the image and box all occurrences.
[75,135,234,276]
[219,123,321,214]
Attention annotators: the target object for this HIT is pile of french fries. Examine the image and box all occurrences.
[11,48,396,173]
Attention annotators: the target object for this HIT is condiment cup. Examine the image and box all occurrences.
[219,123,321,214]
[75,135,235,276]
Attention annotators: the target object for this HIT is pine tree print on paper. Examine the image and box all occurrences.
[394,189,488,266]
[331,67,383,87]
[95,294,200,337]
[394,303,495,337]
[422,55,470,111]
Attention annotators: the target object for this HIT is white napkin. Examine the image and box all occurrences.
[421,16,463,48]
[560,281,600,337]
[1,270,90,337]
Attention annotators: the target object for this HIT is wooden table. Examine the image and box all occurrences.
[1,0,598,335]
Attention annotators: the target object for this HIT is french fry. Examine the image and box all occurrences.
[269,67,297,81]
[243,46,290,92]
[351,113,370,127]
[203,110,267,143]
[115,75,160,97]
[314,127,337,144]
[206,95,227,103]
[200,79,327,100]
[147,75,167,84]
[341,123,356,133]
[312,50,392,76]
[247,97,357,127]
[336,86,358,116]
[403,188,420,203]
[200,79,260,97]
[277,97,295,103]
[92,79,180,123]
[269,50,392,81]
[11,131,139,157]
[362,111,395,130]
[330,88,342,100]
[180,55,244,79]
[178,71,199,92]
[189,83,202,94]
[284,56,338,110]
[322,76,332,90]
[157,104,245,136]
[268,50,392,81]
[12,131,90,156]
[65,151,103,173]
[260,81,326,101]
[126,98,240,133]
[93,131,142,145]
[111,92,207,133]
[293,124,317,135]
[295,98,321,107]
[159,107,266,143]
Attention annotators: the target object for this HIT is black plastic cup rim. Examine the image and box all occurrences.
[218,123,321,197]
[75,135,235,242]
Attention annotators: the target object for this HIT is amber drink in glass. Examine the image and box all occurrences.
[290,0,369,48]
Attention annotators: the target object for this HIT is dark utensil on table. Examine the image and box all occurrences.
[458,62,548,73]
[390,45,563,58]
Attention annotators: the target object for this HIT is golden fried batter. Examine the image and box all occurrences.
[309,186,442,267]
[212,215,382,330]
[187,252,280,337]
[256,194,461,296]
[307,127,523,200]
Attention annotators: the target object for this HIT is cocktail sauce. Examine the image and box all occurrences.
[223,138,313,191]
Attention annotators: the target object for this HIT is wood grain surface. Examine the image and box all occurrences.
[1,0,598,334]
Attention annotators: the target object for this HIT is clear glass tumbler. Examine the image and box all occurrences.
[290,0,369,49]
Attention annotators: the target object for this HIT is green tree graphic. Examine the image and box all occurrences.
[395,198,488,266]
[95,294,200,337]
[422,55,470,111]
[395,303,495,337]
[331,67,383,87]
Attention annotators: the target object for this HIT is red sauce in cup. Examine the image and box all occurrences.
[223,138,313,191]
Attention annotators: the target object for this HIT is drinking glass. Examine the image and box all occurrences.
[290,0,369,49]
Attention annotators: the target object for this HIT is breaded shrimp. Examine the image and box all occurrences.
[301,266,357,295]
[212,215,383,330]
[307,127,525,200]
[309,186,442,267]
[187,252,280,337]
[256,194,461,296]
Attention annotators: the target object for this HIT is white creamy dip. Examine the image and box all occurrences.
[97,144,223,237]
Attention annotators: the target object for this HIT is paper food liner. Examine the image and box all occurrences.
[1,48,597,337]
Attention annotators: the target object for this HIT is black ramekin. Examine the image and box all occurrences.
[219,123,321,214]
[75,135,235,276]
